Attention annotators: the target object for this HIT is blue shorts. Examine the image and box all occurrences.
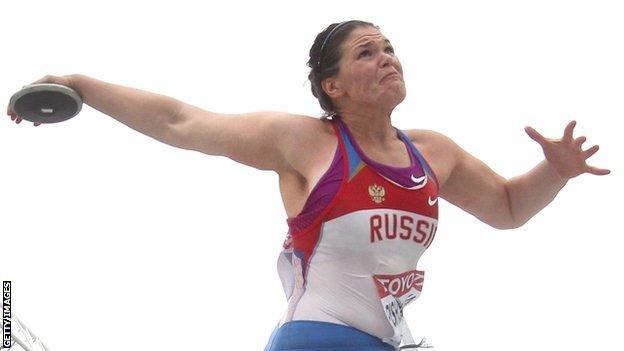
[264,320,397,351]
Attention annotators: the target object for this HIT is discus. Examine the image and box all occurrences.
[9,83,83,124]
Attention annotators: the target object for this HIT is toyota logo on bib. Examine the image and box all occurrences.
[373,269,424,298]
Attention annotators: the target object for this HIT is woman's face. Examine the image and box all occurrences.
[326,26,406,114]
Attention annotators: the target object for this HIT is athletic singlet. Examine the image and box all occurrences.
[276,117,439,349]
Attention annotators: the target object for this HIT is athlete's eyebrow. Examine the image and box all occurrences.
[354,38,392,50]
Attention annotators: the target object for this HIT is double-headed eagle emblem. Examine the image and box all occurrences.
[368,184,386,203]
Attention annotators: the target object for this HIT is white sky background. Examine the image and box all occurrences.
[1,0,623,350]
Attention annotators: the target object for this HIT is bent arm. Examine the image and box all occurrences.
[505,160,568,227]
[434,132,567,229]
[70,74,182,145]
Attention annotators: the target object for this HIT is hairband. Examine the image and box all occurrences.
[317,20,355,68]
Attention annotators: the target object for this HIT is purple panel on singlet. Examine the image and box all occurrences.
[285,118,425,234]
[286,142,343,234]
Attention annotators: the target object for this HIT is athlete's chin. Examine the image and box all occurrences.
[384,83,406,97]
[384,88,406,105]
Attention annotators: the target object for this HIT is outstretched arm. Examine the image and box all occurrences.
[8,74,308,175]
[8,74,184,141]
[70,74,183,144]
[427,121,609,229]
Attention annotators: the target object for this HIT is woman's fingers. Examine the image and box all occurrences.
[9,116,40,126]
[9,115,39,126]
[525,126,548,147]
[563,120,576,141]
[573,136,587,150]
[7,105,15,119]
[587,165,611,175]
[582,145,600,159]
[9,112,22,123]
[32,75,55,85]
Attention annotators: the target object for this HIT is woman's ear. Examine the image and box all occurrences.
[321,77,344,99]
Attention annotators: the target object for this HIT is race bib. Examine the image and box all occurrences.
[372,270,425,348]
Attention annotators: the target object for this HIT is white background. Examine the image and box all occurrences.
[1,1,622,350]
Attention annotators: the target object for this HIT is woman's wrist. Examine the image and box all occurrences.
[67,74,82,91]
[544,159,570,184]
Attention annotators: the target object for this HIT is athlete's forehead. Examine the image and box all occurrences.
[344,27,391,51]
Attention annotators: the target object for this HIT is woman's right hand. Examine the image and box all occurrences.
[6,74,75,127]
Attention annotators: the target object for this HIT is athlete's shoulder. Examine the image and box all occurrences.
[403,128,460,169]
[403,128,457,149]
[279,113,334,132]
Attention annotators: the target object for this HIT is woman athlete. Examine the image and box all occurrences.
[7,20,610,351]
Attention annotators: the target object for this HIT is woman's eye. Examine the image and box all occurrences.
[358,47,394,59]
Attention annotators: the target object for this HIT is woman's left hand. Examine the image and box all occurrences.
[525,120,610,179]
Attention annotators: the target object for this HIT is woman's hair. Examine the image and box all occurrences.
[307,20,379,120]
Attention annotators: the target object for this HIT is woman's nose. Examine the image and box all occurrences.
[379,52,395,67]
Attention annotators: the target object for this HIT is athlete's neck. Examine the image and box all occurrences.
[337,111,398,146]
